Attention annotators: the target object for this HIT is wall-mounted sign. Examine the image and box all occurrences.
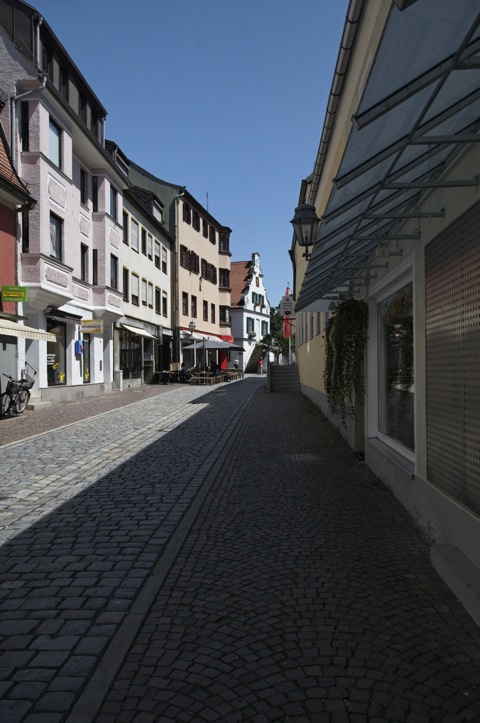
[81,319,103,334]
[2,286,28,302]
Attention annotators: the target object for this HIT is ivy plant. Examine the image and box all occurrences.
[323,298,368,419]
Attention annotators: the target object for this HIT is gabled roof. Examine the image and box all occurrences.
[0,124,35,209]
[230,260,253,308]
[297,0,480,310]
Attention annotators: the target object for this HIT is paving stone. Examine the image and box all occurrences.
[1,380,480,721]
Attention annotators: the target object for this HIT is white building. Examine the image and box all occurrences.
[230,253,270,372]
[1,0,125,403]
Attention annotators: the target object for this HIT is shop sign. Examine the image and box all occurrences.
[2,286,28,302]
[81,319,103,334]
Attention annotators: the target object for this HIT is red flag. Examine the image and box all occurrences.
[282,315,291,338]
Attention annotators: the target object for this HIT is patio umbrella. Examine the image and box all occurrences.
[182,340,245,351]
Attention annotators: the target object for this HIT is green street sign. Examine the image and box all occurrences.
[2,286,29,302]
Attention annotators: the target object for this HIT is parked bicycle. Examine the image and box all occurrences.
[0,370,36,417]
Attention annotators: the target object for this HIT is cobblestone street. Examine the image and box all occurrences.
[1,378,480,722]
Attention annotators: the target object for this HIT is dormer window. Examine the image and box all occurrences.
[153,201,163,224]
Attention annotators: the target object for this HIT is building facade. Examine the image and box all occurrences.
[127,162,233,371]
[0,0,125,403]
[230,253,270,371]
[292,0,480,624]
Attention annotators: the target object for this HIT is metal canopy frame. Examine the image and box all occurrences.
[296,2,480,311]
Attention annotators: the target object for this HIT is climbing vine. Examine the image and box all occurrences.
[323,298,368,419]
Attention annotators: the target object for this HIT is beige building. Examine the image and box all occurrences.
[292,0,480,625]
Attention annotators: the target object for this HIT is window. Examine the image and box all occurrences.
[21,102,29,151]
[182,292,188,315]
[192,210,200,231]
[246,317,254,333]
[110,185,118,221]
[47,318,66,386]
[219,232,230,253]
[148,282,153,308]
[148,234,153,260]
[219,269,230,289]
[92,176,98,212]
[131,274,139,305]
[49,214,63,260]
[60,68,69,100]
[220,306,230,324]
[155,287,161,315]
[180,245,188,269]
[209,226,216,245]
[22,210,29,253]
[203,300,208,321]
[92,249,98,285]
[48,117,61,167]
[79,94,87,123]
[154,241,161,269]
[142,278,147,306]
[161,247,167,274]
[80,243,88,282]
[110,254,118,289]
[131,219,139,252]
[123,212,129,244]
[183,202,191,224]
[141,228,147,255]
[203,219,208,238]
[162,291,168,317]
[377,281,414,451]
[191,295,197,318]
[153,201,163,224]
[123,268,129,302]
[211,303,215,323]
[80,168,88,205]
[262,321,268,336]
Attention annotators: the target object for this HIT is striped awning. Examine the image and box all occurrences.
[0,319,56,342]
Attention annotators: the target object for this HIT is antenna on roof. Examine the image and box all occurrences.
[206,192,209,211]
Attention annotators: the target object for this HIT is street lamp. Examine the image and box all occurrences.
[290,203,320,259]
[188,320,196,335]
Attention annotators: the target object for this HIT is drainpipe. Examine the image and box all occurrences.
[307,0,364,205]
[10,73,47,167]
[172,187,186,367]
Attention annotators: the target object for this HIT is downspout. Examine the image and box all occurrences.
[307,0,364,206]
[172,187,186,367]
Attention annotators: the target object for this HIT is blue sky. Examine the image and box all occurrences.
[33,0,348,306]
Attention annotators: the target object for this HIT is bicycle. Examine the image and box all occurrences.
[0,371,36,417]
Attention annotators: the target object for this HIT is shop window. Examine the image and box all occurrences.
[47,318,66,385]
[377,281,414,451]
[120,328,142,379]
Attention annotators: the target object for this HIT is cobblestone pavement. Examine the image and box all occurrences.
[1,380,480,722]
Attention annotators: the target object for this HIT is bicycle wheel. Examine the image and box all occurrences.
[14,390,29,414]
[0,392,10,416]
